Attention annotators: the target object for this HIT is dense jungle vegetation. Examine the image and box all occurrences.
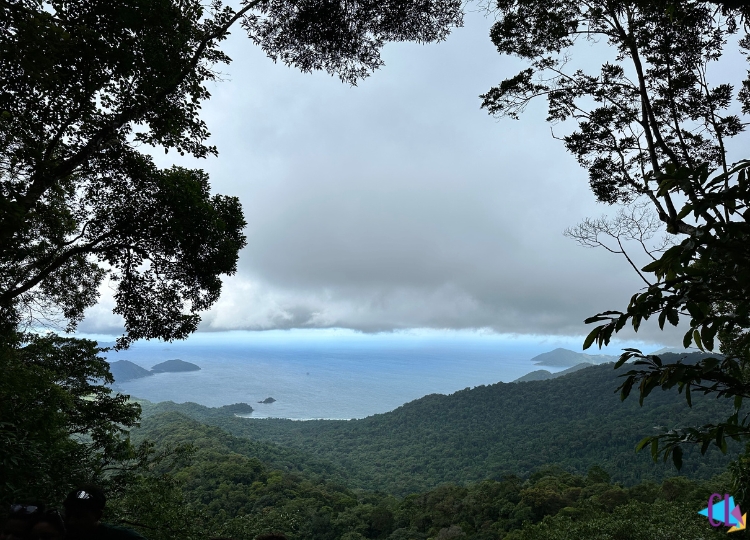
[107,388,729,540]
[138,355,738,495]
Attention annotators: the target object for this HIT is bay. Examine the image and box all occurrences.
[101,333,643,420]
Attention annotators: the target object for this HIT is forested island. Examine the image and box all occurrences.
[529,348,617,367]
[151,359,201,373]
[108,359,201,383]
[108,360,153,383]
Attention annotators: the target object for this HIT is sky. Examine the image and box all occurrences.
[76,6,748,350]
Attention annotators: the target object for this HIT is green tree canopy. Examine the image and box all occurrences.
[0,333,140,504]
[482,0,748,210]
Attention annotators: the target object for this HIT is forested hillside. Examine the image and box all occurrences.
[137,354,738,495]
[120,409,724,540]
[131,411,348,483]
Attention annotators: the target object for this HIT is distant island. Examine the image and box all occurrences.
[258,397,276,404]
[526,347,712,373]
[530,347,618,367]
[151,359,201,373]
[108,359,200,383]
[217,403,255,415]
[108,360,152,383]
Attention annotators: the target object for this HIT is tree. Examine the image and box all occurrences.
[0,332,141,504]
[482,0,747,208]
[481,0,750,466]
[588,161,750,468]
[0,0,464,346]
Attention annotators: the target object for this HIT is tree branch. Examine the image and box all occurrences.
[2,0,265,247]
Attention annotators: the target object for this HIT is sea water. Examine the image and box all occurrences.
[101,332,639,420]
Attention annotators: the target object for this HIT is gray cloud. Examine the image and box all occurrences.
[77,10,741,348]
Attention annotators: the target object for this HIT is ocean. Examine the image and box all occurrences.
[101,332,639,420]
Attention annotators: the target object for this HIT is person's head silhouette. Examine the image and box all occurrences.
[62,486,106,538]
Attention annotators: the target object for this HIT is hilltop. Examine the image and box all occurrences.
[530,347,617,367]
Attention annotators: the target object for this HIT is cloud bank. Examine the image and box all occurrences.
[77,11,731,348]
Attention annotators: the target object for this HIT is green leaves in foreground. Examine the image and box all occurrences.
[581,161,750,469]
[0,332,141,504]
[584,161,750,356]
[612,346,750,470]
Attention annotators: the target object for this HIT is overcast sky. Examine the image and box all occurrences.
[78,7,748,349]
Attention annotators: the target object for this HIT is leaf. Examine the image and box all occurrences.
[584,311,621,324]
[614,315,628,332]
[619,377,635,400]
[641,260,662,273]
[701,323,716,351]
[615,352,632,369]
[640,377,659,403]
[686,302,702,319]
[598,325,615,348]
[672,446,683,470]
[683,329,693,349]
[658,309,668,330]
[650,438,659,462]
[727,197,737,214]
[583,326,602,350]
[635,436,652,453]
[693,330,703,351]
[657,179,676,197]
[676,204,693,220]
[701,357,720,373]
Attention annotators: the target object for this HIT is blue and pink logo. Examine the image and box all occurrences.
[699,493,746,532]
